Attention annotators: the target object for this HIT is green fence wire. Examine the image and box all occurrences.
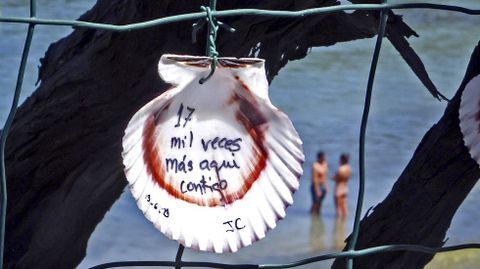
[1,1,480,269]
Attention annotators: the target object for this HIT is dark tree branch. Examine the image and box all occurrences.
[349,0,442,99]
[331,41,480,269]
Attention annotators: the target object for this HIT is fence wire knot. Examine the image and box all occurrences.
[192,1,235,84]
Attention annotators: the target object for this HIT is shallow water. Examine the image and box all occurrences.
[1,1,480,268]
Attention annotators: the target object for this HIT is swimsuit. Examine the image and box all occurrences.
[311,184,327,204]
[335,185,348,197]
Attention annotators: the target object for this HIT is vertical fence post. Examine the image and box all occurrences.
[346,1,389,269]
[175,244,185,269]
[0,1,37,268]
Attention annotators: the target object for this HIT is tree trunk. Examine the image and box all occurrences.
[3,0,447,268]
[331,42,480,269]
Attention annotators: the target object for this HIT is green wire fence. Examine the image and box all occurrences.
[1,1,480,269]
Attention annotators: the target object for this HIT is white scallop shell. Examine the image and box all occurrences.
[122,54,304,253]
[459,74,480,163]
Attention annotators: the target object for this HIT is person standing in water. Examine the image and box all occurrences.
[332,154,351,219]
[310,151,329,215]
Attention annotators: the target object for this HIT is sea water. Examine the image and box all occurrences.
[1,1,479,268]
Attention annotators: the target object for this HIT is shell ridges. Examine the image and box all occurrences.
[122,54,304,253]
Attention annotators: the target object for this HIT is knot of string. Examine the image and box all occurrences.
[199,5,219,84]
[202,6,219,59]
[192,0,235,84]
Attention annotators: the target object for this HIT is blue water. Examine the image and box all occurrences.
[1,1,480,268]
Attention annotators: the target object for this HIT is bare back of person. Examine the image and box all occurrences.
[332,154,351,219]
[334,164,351,197]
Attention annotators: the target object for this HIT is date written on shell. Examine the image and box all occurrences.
[145,194,170,218]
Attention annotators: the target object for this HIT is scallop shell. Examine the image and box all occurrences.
[459,74,480,163]
[122,54,304,253]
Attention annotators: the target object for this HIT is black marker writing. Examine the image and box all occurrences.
[163,208,170,218]
[180,175,228,195]
[189,131,193,148]
[201,137,242,152]
[165,155,193,173]
[223,218,245,232]
[144,194,170,218]
[170,132,194,149]
[174,103,195,128]
[199,157,240,173]
[174,103,183,128]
